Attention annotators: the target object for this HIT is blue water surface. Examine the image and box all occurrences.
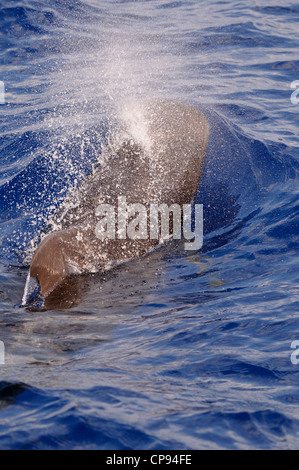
[0,0,299,450]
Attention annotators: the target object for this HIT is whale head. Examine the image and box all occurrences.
[25,100,209,307]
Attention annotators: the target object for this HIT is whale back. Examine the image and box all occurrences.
[28,100,209,300]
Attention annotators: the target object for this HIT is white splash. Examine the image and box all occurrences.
[21,271,36,306]
[120,101,153,154]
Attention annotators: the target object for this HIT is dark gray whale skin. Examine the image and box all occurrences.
[29,100,209,300]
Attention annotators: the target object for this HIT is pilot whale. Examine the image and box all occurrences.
[27,100,209,302]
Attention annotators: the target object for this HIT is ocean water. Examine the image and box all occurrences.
[0,0,299,450]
